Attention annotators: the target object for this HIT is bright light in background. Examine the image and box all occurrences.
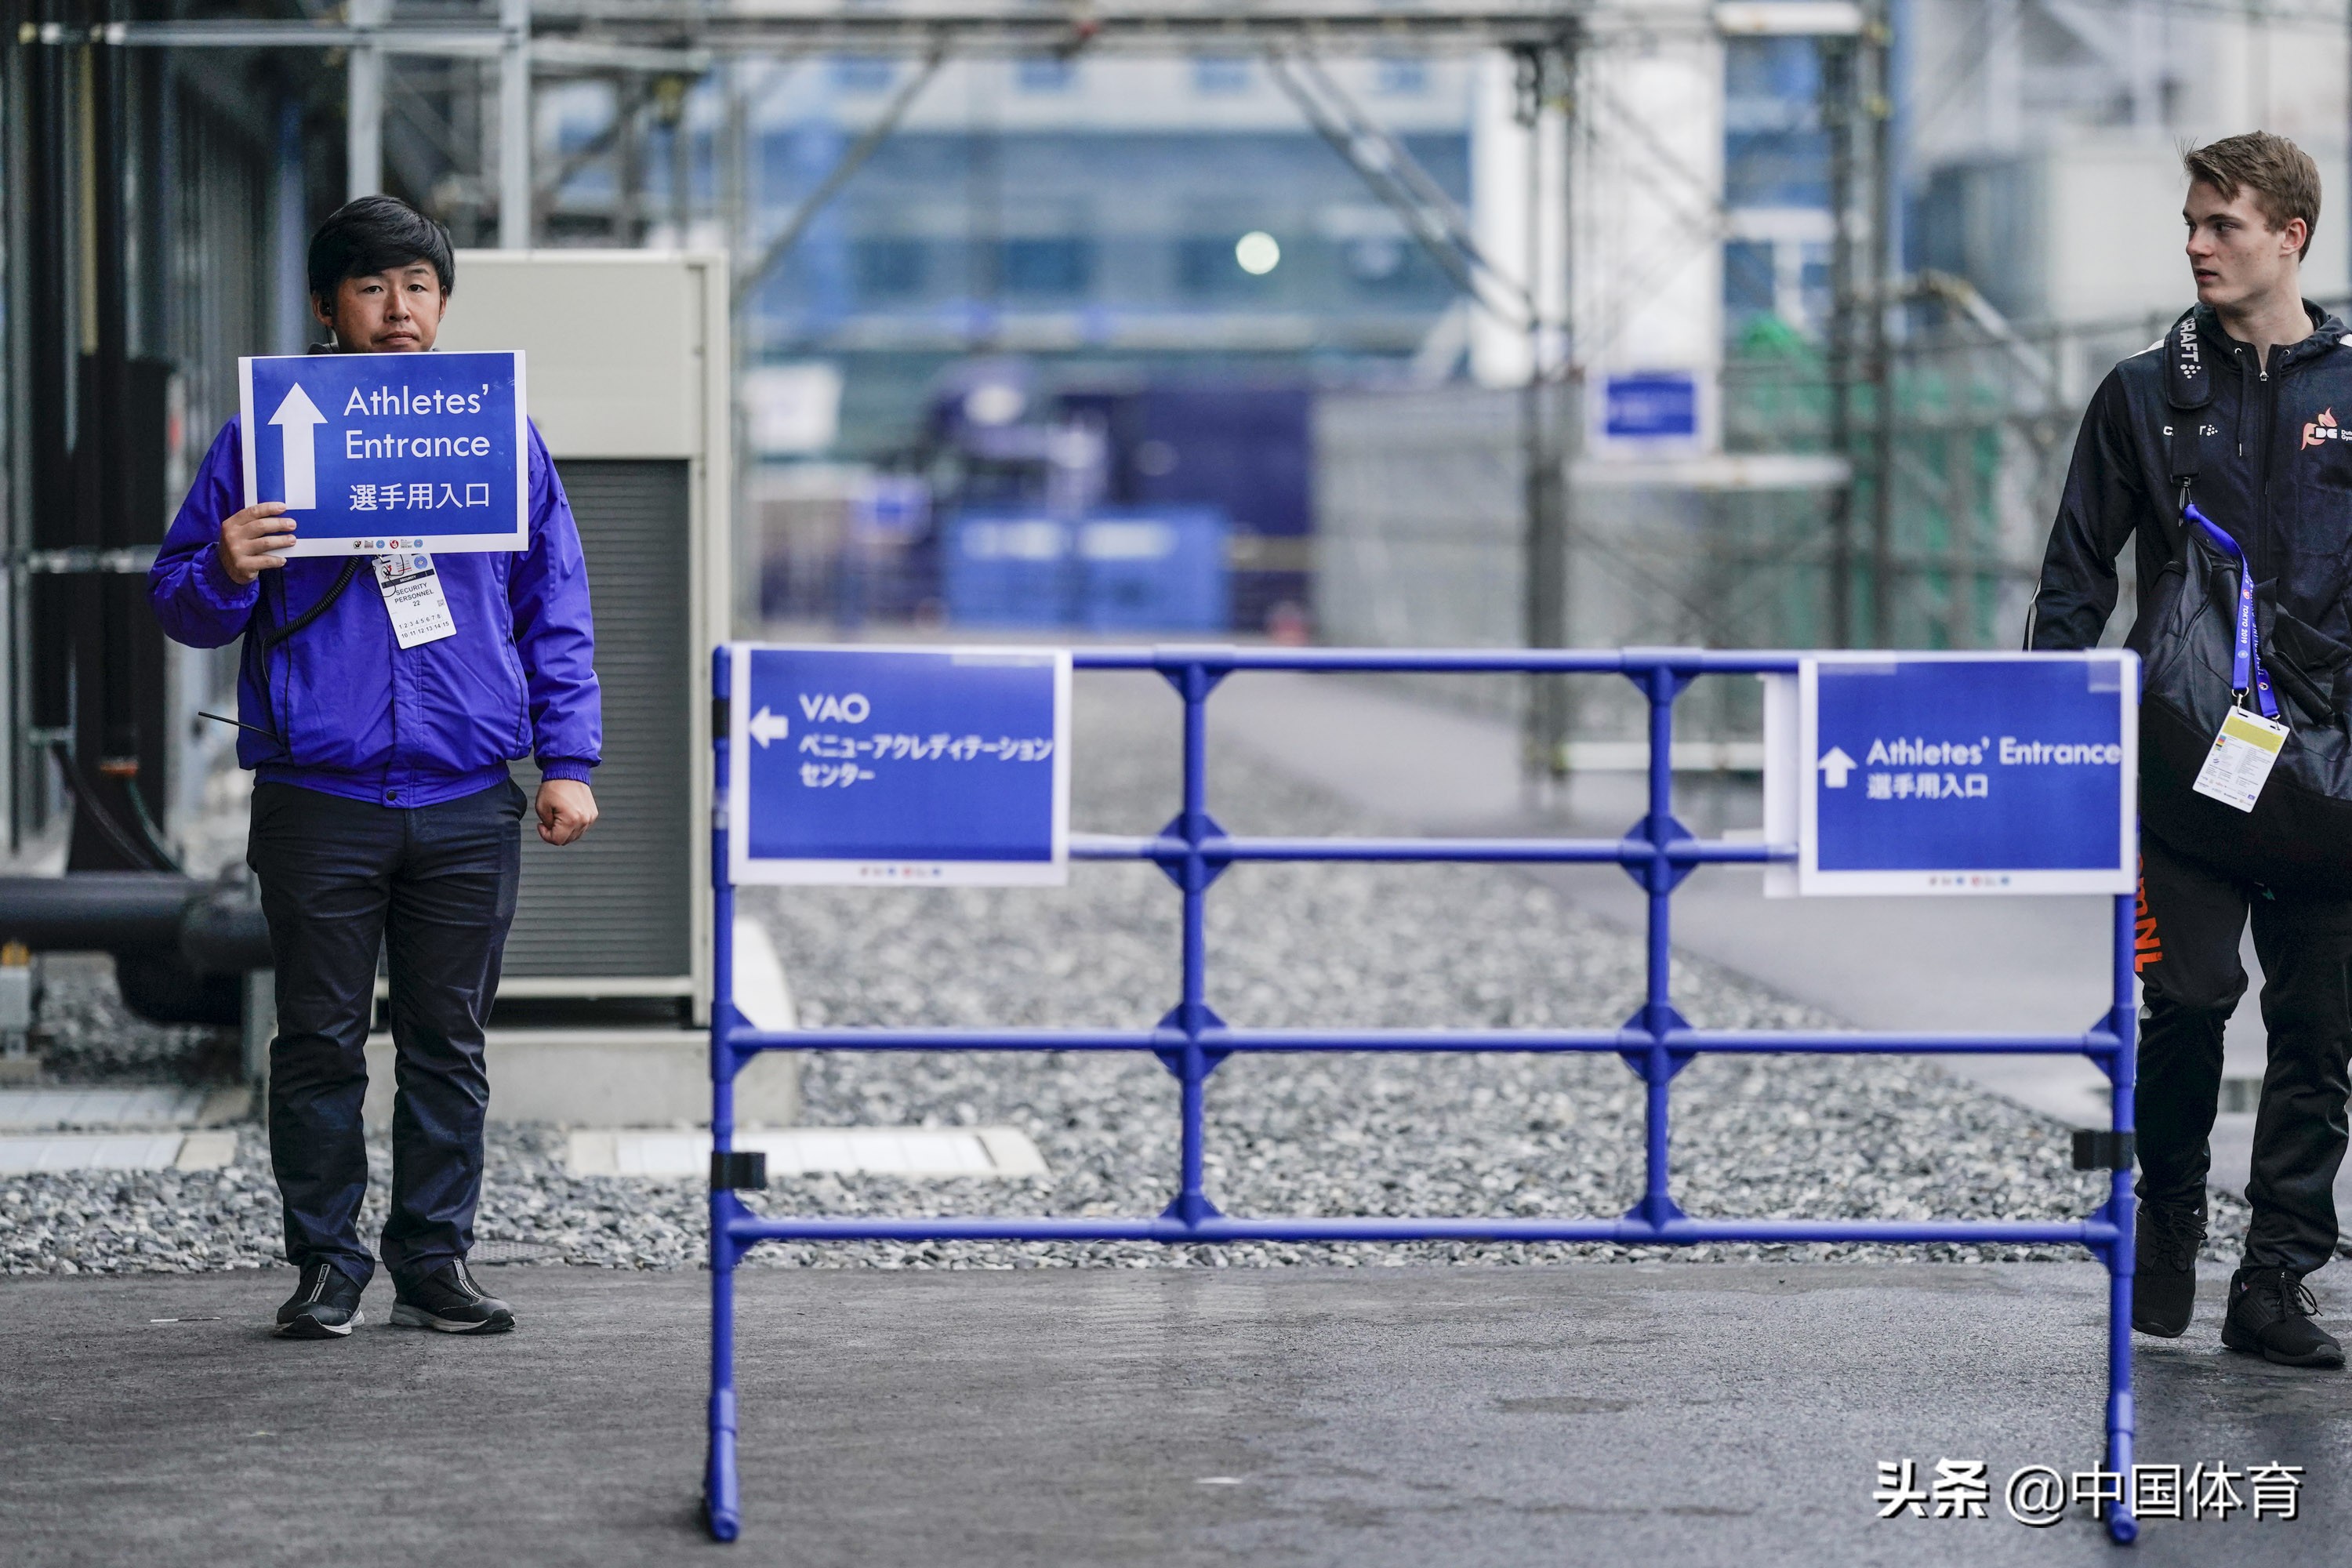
[1234,231,1281,276]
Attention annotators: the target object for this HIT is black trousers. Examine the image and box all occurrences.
[2137,829,2352,1273]
[248,778,524,1287]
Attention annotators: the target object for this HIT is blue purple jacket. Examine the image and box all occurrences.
[148,416,601,808]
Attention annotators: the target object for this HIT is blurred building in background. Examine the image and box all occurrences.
[9,0,2352,855]
[533,53,1472,638]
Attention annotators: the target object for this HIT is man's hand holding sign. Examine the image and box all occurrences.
[215,502,296,585]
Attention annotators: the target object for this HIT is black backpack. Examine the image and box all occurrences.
[2139,308,2352,891]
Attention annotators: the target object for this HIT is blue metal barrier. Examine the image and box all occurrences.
[702,646,2140,1544]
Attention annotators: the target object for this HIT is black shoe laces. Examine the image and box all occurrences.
[2142,1206,2207,1272]
[2246,1269,2321,1321]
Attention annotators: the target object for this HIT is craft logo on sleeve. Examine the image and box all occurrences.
[237,350,531,554]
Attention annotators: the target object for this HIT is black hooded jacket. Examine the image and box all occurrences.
[2028,300,2352,652]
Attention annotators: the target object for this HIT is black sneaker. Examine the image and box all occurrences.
[389,1259,514,1334]
[2133,1201,2205,1337]
[2221,1267,2345,1368]
[275,1260,365,1339]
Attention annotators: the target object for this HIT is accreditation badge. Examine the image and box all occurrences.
[2190,706,2289,813]
[372,549,457,649]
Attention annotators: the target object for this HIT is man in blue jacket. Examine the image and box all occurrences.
[150,196,601,1340]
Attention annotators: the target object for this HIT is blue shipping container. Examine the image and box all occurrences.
[942,513,1076,627]
[944,506,1229,632]
[1076,506,1228,633]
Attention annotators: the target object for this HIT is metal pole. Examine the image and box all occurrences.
[615,76,643,246]
[1634,667,1684,1230]
[706,647,741,1542]
[1864,1,1895,646]
[1168,661,1218,1229]
[67,14,153,875]
[665,74,691,245]
[2103,885,2140,1544]
[1517,43,1570,786]
[347,0,383,201]
[499,0,532,248]
[1823,38,1854,648]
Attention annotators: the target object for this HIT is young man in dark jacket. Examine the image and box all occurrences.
[149,197,601,1339]
[2029,132,2350,1368]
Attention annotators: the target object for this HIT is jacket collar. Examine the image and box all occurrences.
[2191,299,2350,361]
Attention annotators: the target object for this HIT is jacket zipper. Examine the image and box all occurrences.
[2256,343,2288,590]
[2236,337,2284,585]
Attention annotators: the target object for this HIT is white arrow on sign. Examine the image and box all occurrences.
[268,383,327,509]
[748,706,791,748]
[1817,746,1857,789]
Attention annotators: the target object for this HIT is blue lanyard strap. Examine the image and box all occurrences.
[2183,503,2280,719]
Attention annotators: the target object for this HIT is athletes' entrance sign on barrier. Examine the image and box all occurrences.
[237,350,530,554]
[703,646,2144,1546]
[1762,652,2138,897]
[724,644,1071,885]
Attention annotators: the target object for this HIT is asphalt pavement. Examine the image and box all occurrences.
[4,1264,2347,1568]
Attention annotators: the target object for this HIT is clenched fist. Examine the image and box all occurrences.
[535,779,599,846]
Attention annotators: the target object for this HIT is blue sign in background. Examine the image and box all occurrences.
[241,350,527,551]
[1813,659,2126,873]
[739,648,1061,866]
[1603,372,1699,440]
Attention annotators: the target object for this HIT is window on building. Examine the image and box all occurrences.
[1000,237,1095,298]
[1799,248,1832,328]
[1342,234,1409,287]
[1723,38,1827,209]
[853,238,929,302]
[1723,240,1777,324]
[1192,57,1250,96]
[1374,58,1428,96]
[830,57,896,93]
[1017,57,1076,93]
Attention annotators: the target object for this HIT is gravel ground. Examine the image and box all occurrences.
[2,670,2254,1276]
[23,953,240,1087]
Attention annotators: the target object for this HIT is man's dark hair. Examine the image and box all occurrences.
[306,194,455,306]
[2185,132,2322,261]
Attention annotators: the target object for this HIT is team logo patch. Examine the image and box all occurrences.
[2307,408,2342,449]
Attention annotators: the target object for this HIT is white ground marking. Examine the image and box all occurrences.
[564,1125,1049,1180]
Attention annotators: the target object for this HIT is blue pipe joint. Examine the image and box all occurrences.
[1154,812,1231,891]
[1621,814,1700,895]
[709,1003,754,1082]
[1152,1005,1230,1078]
[1618,1005,1696,1081]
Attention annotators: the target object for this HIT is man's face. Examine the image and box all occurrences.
[2185,180,2305,313]
[312,262,446,352]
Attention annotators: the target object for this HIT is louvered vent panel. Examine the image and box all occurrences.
[502,459,694,980]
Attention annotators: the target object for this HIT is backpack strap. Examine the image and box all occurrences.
[2160,307,2212,552]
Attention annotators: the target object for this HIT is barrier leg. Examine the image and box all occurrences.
[705,659,742,1542]
[707,1192,741,1541]
[706,1009,744,1541]
[2104,889,2139,1544]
